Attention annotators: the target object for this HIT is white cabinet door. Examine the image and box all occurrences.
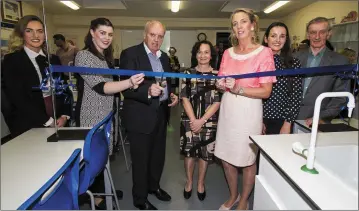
[254,153,313,210]
[253,176,282,210]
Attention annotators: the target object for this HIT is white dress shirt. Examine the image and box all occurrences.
[143,43,168,101]
[23,46,51,98]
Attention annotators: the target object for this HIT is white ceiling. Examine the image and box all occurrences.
[25,0,318,19]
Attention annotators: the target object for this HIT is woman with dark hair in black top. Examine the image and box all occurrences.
[262,22,302,134]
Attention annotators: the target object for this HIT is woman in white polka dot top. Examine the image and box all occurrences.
[262,22,302,134]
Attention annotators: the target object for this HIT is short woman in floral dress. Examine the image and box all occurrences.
[180,40,220,201]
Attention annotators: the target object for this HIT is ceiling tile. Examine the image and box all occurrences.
[82,0,127,9]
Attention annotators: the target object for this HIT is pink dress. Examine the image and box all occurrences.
[214,46,276,167]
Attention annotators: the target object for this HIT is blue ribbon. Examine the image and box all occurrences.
[35,64,358,100]
[33,67,75,104]
[50,64,358,79]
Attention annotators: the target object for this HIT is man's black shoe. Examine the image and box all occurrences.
[116,190,123,200]
[134,200,158,210]
[148,188,171,201]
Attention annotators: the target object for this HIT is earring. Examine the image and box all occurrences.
[251,27,254,31]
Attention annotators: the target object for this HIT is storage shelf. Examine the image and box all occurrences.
[333,20,359,27]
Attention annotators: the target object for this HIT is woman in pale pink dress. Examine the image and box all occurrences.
[215,8,276,210]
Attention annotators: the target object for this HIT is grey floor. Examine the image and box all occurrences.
[85,107,254,210]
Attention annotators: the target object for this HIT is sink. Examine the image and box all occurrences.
[315,145,358,193]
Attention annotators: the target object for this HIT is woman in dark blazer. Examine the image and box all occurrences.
[2,15,70,138]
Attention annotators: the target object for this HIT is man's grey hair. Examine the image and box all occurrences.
[144,20,166,34]
[306,17,332,32]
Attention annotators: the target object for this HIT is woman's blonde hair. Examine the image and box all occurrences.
[8,15,45,53]
[229,8,259,46]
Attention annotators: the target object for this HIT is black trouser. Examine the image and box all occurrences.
[127,103,167,205]
[263,118,287,135]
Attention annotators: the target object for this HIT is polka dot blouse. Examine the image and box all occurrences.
[263,54,302,123]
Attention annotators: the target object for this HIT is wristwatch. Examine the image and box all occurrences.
[238,86,244,95]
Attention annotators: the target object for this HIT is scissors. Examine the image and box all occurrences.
[159,73,166,88]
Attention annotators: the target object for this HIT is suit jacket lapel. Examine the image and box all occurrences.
[35,55,48,79]
[20,49,42,86]
[138,43,154,72]
[159,51,172,96]
[160,53,170,73]
[305,75,319,95]
[319,47,333,67]
[300,50,309,68]
[300,50,309,90]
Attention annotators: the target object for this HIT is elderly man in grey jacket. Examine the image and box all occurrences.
[295,17,350,126]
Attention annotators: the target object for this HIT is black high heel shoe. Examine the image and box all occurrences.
[197,188,206,201]
[183,188,192,199]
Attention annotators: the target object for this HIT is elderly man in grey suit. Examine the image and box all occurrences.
[295,17,349,126]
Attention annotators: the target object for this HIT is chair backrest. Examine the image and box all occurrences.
[78,111,114,195]
[18,148,81,210]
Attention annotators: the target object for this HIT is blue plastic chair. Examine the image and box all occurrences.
[18,148,82,210]
[79,111,120,210]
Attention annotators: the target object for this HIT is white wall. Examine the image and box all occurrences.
[50,15,277,50]
[44,13,57,53]
[52,15,277,30]
[170,30,198,67]
[53,16,228,29]
[55,26,231,66]
[119,29,203,67]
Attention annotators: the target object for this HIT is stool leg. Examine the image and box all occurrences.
[86,190,96,210]
[119,119,131,171]
[105,164,120,210]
